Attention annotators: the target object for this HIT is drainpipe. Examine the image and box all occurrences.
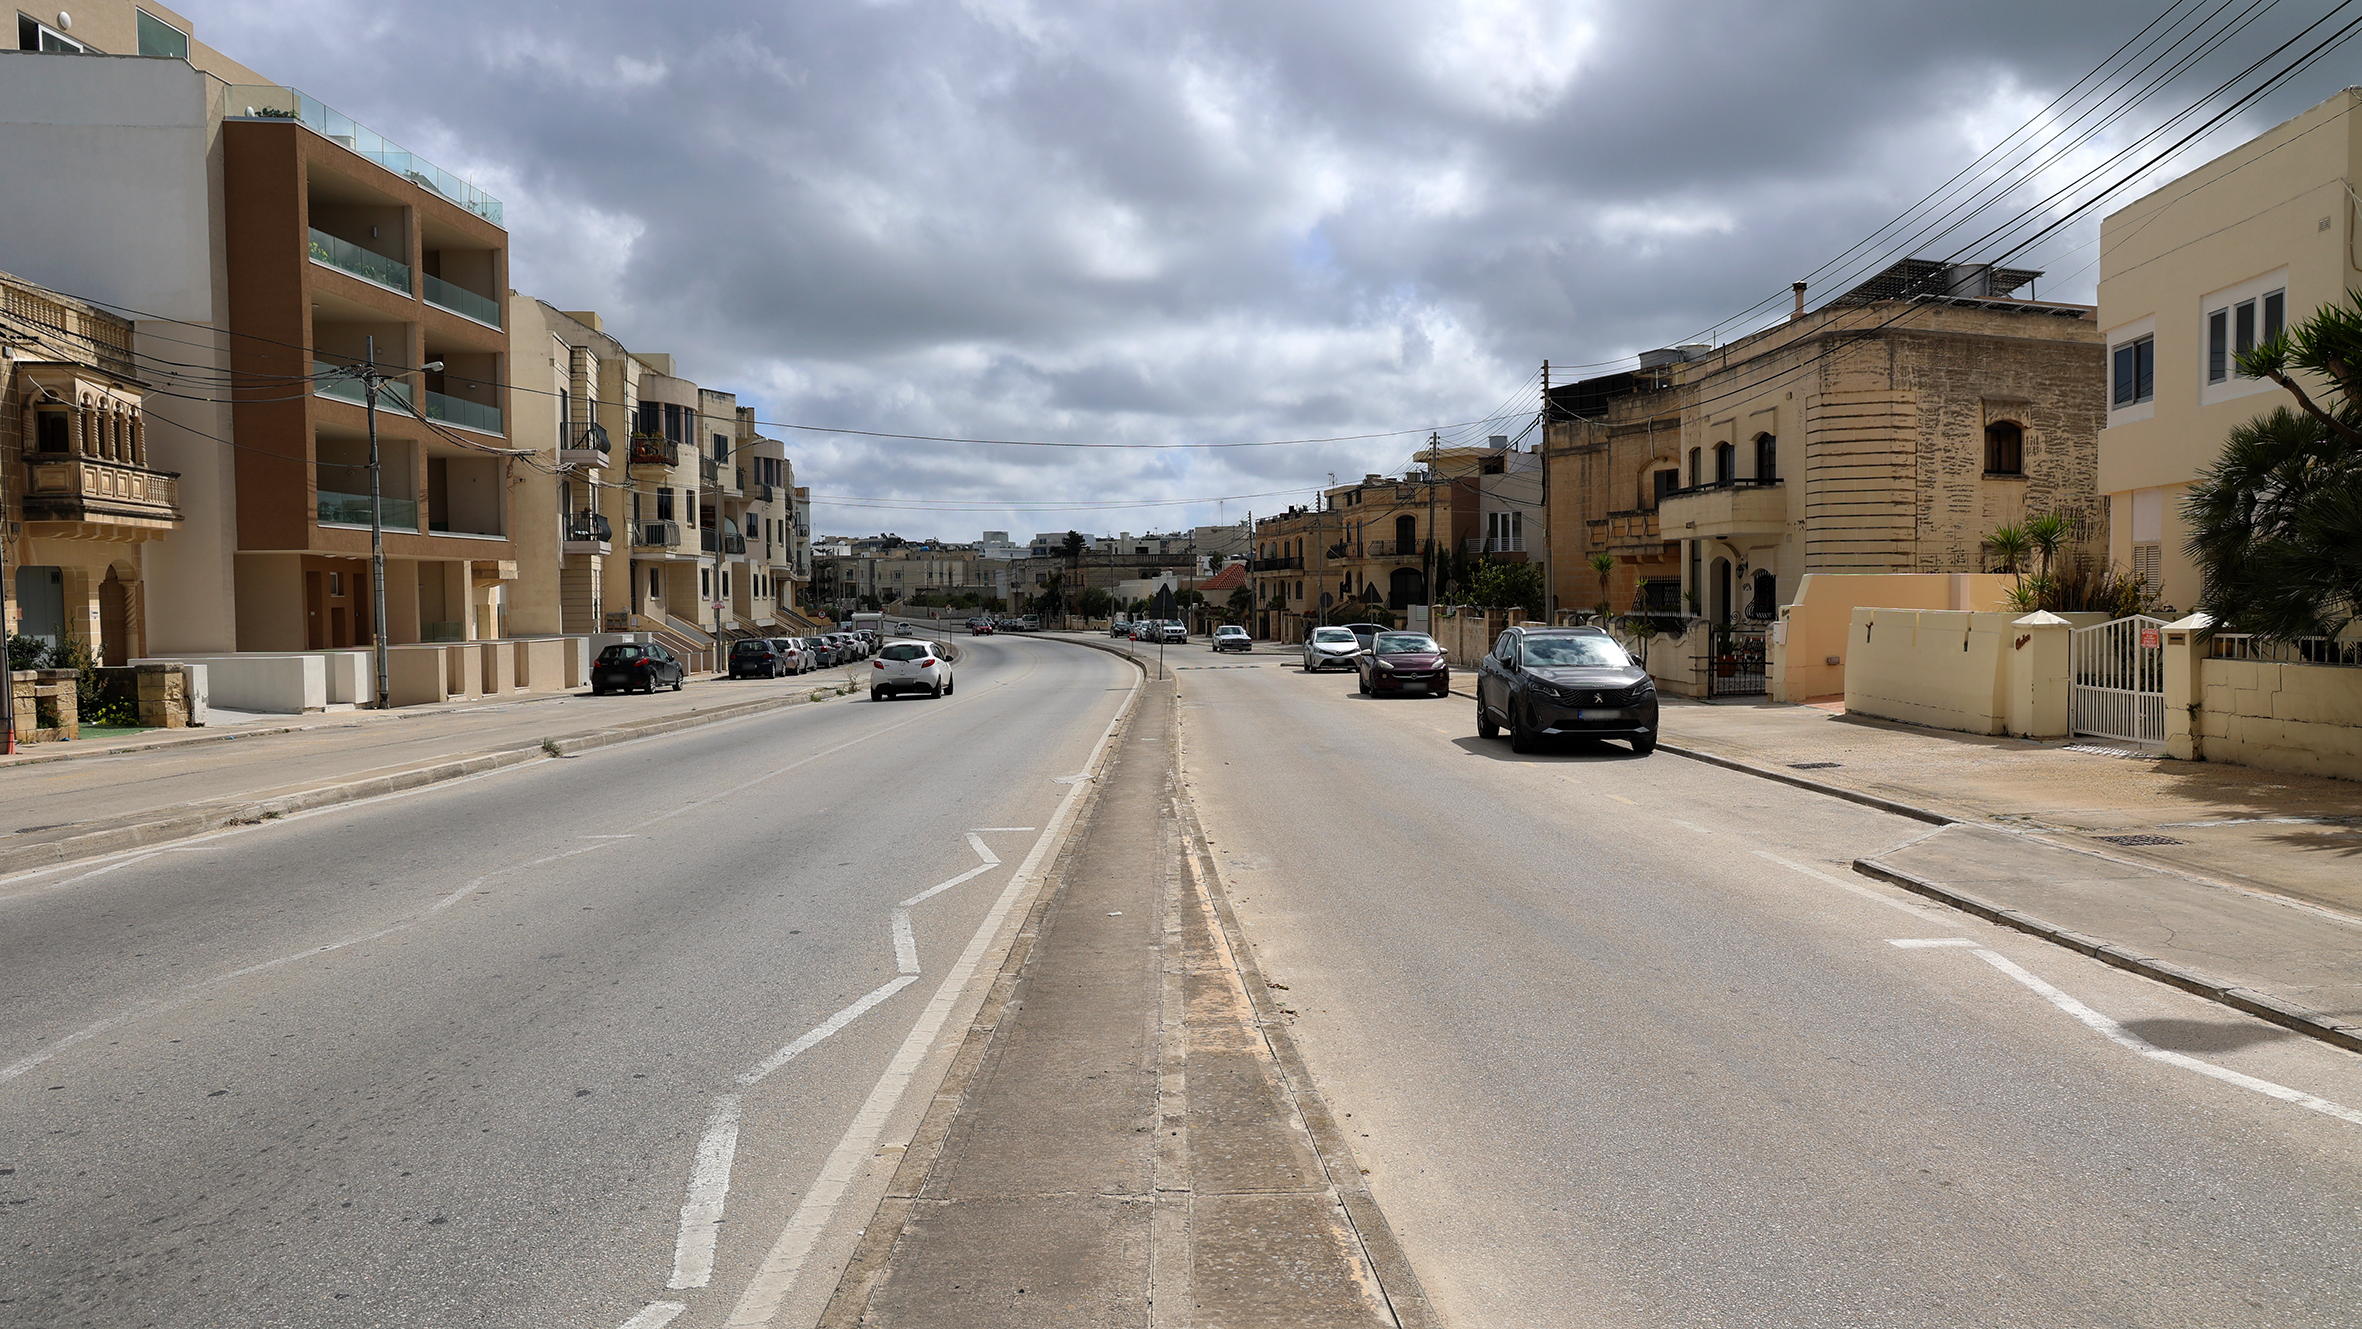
[1791,281,1808,322]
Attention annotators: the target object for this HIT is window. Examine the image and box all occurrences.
[20,16,86,51]
[1713,442,1734,485]
[1984,421,2024,476]
[135,9,188,59]
[1754,434,1776,482]
[34,407,69,452]
[2264,290,2285,344]
[329,572,344,596]
[655,487,675,521]
[701,568,711,598]
[631,490,644,522]
[2112,335,2155,406]
[649,568,662,598]
[1689,448,1702,486]
[2208,289,2283,382]
[1642,578,1681,612]
[713,431,729,463]
[1748,570,1777,620]
[2133,543,2162,594]
[1653,469,1678,506]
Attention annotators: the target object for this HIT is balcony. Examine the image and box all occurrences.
[1364,538,1431,558]
[317,489,421,531]
[425,388,502,436]
[313,361,413,411]
[628,433,679,467]
[560,421,611,466]
[229,86,505,225]
[423,273,501,327]
[1657,478,1787,540]
[724,532,747,556]
[21,455,184,532]
[1592,510,1669,561]
[563,511,612,554]
[308,227,410,293]
[633,519,681,549]
[1461,535,1529,556]
[1250,556,1302,572]
[700,455,721,489]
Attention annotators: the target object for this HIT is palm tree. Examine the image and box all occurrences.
[2024,511,2071,580]
[1987,522,2031,579]
[1589,550,1616,619]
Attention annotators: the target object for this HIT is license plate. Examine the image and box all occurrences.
[1576,708,1622,721]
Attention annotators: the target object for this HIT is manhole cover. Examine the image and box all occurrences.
[2095,834,2186,847]
[1787,762,1841,770]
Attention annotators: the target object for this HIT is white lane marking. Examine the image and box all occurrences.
[1757,851,1950,922]
[891,911,920,975]
[735,978,920,1089]
[617,1302,686,1329]
[1896,940,2362,1129]
[669,1094,745,1289]
[1888,937,1978,948]
[1668,818,1714,833]
[0,851,163,902]
[969,826,1035,832]
[722,671,1138,1328]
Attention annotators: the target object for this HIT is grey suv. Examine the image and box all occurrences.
[1475,626,1658,755]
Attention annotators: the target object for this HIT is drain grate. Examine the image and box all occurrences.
[2063,743,2163,759]
[2095,833,2186,847]
[1787,761,1842,770]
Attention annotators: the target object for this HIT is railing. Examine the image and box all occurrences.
[628,433,679,466]
[564,512,612,542]
[425,388,502,435]
[313,361,414,411]
[1364,538,1431,558]
[1461,536,1525,555]
[2208,633,2362,667]
[318,489,420,530]
[423,273,501,326]
[699,527,719,553]
[751,481,775,502]
[634,519,681,548]
[700,455,721,489]
[228,86,505,225]
[563,422,611,457]
[20,456,183,524]
[307,227,410,291]
[1250,556,1302,572]
[723,533,747,555]
[1663,476,1783,499]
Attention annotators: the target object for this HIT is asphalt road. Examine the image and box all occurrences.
[1175,654,2362,1329]
[0,635,1133,1329]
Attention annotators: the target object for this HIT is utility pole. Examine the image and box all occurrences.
[1539,359,1553,624]
[1,344,15,754]
[349,339,441,711]
[1424,431,1440,628]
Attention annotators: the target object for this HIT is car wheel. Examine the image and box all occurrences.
[946,676,955,695]
[1631,732,1657,756]
[590,685,605,696]
[1509,702,1537,754]
[1358,673,1370,695]
[870,688,883,702]
[672,674,683,692]
[930,680,943,699]
[1476,700,1497,740]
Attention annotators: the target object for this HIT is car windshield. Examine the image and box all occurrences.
[1375,634,1440,654]
[733,642,767,653]
[1521,636,1633,668]
[1312,628,1357,643]
[881,644,928,661]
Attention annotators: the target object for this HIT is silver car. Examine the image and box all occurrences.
[1302,625,1361,672]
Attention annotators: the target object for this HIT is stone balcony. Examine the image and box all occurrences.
[1656,479,1787,541]
[21,454,184,539]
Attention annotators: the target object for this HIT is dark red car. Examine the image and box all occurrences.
[1356,630,1451,697]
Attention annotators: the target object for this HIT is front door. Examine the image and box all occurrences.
[305,570,327,650]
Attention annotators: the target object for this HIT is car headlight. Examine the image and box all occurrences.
[1375,660,1395,672]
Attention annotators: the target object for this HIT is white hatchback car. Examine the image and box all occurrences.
[871,639,954,700]
[1302,625,1361,672]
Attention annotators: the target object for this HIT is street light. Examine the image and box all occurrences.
[338,342,441,711]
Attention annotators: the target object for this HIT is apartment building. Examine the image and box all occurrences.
[1247,505,1337,641]
[2096,88,2362,613]
[1547,259,2105,628]
[3,269,186,661]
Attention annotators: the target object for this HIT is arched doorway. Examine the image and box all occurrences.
[1388,567,1425,609]
[99,568,132,665]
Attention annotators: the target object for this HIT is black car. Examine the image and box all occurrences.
[592,641,685,694]
[729,638,790,679]
[1475,626,1657,754]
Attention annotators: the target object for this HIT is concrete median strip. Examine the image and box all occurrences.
[0,691,840,880]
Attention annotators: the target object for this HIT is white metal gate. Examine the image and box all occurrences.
[2070,614,2168,745]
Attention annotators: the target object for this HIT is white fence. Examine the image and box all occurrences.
[2069,614,2168,745]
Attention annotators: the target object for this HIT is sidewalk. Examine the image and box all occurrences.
[0,667,876,876]
[1654,697,2362,1049]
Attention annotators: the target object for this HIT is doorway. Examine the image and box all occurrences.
[1711,557,1733,624]
[99,570,130,665]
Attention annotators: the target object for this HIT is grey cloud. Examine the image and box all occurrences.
[191,0,2361,537]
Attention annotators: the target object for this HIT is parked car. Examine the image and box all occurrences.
[1109,620,1133,638]
[972,620,997,635]
[771,637,813,673]
[872,639,955,700]
[1356,631,1450,697]
[591,641,684,694]
[1338,622,1386,654]
[813,635,847,666]
[1157,621,1187,643]
[1475,626,1658,755]
[1018,616,1040,631]
[1211,625,1251,653]
[1302,625,1361,672]
[729,638,792,679]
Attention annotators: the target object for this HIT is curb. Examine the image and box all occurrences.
[1852,857,2362,1057]
[0,690,845,879]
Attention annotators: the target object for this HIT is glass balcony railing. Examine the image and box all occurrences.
[424,273,501,326]
[424,388,502,435]
[313,362,414,410]
[228,86,504,226]
[308,228,411,292]
[318,490,421,530]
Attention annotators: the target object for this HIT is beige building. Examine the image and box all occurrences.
[2096,88,2362,614]
[1548,260,2106,638]
[3,269,186,661]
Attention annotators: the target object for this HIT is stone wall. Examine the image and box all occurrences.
[7,667,79,741]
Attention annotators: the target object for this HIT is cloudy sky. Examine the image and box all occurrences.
[193,0,2362,541]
